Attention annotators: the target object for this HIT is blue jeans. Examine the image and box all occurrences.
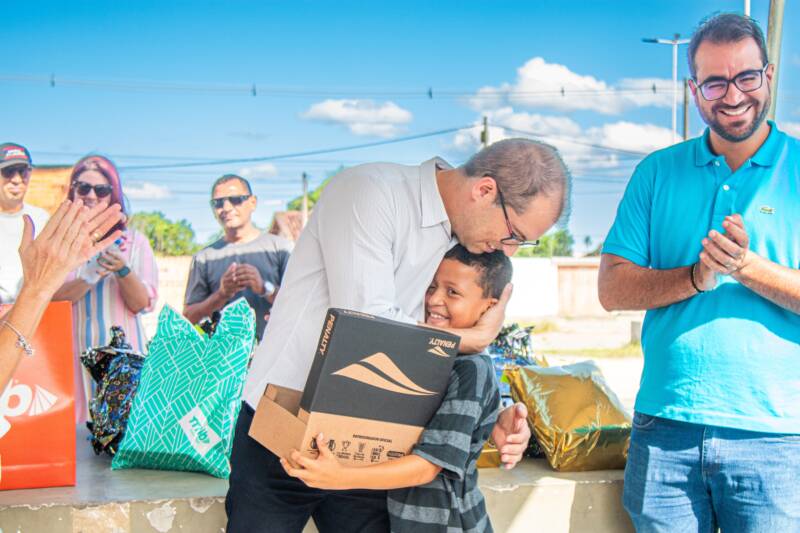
[623,412,800,533]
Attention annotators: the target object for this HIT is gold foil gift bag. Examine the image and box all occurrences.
[504,361,631,471]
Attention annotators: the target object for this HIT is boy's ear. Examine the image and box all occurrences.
[483,297,499,312]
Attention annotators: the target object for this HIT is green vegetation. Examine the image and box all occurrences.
[518,320,559,334]
[129,211,202,256]
[287,166,345,211]
[514,228,574,257]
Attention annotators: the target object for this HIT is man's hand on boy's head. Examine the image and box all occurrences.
[492,402,531,469]
[279,433,350,490]
[459,283,513,353]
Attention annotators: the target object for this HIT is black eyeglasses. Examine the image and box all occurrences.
[497,189,539,248]
[1,165,31,181]
[210,195,251,209]
[694,65,768,101]
[73,181,113,198]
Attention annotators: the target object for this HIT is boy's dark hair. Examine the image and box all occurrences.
[688,13,768,79]
[443,244,513,299]
[210,174,253,196]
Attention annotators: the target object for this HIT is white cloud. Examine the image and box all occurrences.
[451,109,596,167]
[302,99,413,138]
[470,57,673,115]
[125,182,171,200]
[586,121,674,154]
[239,163,278,180]
[449,110,672,172]
[780,121,800,137]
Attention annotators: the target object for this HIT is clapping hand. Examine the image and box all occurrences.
[20,200,124,296]
[700,214,752,276]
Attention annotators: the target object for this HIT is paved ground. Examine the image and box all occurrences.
[528,313,646,413]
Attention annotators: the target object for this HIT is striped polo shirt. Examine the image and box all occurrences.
[388,354,500,533]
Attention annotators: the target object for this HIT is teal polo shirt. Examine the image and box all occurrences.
[604,122,800,433]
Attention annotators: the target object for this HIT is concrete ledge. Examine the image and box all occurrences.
[0,431,632,532]
[479,460,633,532]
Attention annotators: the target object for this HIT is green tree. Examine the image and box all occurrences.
[514,228,574,258]
[129,211,201,256]
[286,166,344,211]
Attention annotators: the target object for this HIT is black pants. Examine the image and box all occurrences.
[225,403,390,533]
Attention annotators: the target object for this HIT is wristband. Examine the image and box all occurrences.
[263,280,276,297]
[116,266,132,278]
[690,263,704,294]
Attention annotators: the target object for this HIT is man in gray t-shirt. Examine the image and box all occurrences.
[183,175,293,340]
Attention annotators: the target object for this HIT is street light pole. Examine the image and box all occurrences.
[766,0,786,121]
[643,34,690,144]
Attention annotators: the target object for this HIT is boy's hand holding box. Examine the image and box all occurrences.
[249,308,459,466]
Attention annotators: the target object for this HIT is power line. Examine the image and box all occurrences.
[119,126,471,170]
[0,74,694,99]
[498,125,650,157]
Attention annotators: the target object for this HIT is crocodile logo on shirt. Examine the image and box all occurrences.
[759,205,775,215]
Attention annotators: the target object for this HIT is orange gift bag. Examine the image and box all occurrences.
[0,301,76,490]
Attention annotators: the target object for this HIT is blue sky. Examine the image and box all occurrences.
[6,0,800,249]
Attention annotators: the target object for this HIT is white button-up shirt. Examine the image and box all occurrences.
[242,158,457,406]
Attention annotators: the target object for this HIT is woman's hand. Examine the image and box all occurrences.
[279,433,351,490]
[20,200,124,297]
[98,249,127,273]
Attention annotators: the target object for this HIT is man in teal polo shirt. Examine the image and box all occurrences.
[599,13,800,532]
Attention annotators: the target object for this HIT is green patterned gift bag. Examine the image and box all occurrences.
[112,298,255,478]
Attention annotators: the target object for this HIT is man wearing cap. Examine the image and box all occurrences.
[0,143,50,303]
[183,174,293,341]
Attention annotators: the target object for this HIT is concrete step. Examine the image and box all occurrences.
[0,429,633,532]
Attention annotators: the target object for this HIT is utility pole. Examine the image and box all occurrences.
[744,0,750,16]
[301,172,309,227]
[767,0,785,121]
[683,78,690,141]
[643,34,690,144]
[480,116,489,148]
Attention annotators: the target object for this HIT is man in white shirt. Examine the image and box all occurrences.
[226,139,571,533]
[0,143,50,304]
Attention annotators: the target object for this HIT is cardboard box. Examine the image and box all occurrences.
[249,308,460,466]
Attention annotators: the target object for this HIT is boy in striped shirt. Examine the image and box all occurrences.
[282,244,511,532]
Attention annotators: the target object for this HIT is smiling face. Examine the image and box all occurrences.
[424,258,497,330]
[211,179,256,232]
[450,176,563,257]
[72,169,112,210]
[692,38,772,143]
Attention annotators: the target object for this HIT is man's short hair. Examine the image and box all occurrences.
[688,13,769,79]
[443,244,513,299]
[211,174,252,197]
[461,138,571,225]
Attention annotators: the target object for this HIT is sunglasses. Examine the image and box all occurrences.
[210,195,251,209]
[1,165,31,181]
[73,181,113,198]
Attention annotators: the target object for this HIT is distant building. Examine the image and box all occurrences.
[269,210,304,242]
[26,165,72,214]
